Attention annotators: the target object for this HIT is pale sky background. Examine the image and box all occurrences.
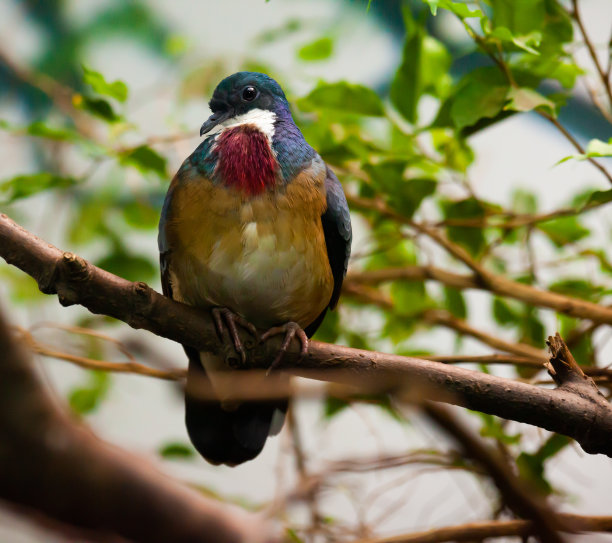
[1,1,612,542]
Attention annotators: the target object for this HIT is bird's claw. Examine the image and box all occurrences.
[212,307,258,364]
[261,321,308,375]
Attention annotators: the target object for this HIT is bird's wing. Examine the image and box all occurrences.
[158,175,178,300]
[305,165,351,338]
[321,165,352,310]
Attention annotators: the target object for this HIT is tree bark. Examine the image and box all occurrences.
[2,213,612,457]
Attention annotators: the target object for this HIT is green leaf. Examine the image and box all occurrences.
[450,68,509,130]
[423,0,483,19]
[557,139,612,164]
[96,249,156,282]
[324,396,350,419]
[396,177,437,217]
[366,224,418,269]
[444,286,466,319]
[486,26,542,55]
[74,94,121,122]
[391,8,451,123]
[431,128,474,171]
[390,9,423,123]
[476,412,521,445]
[69,371,110,415]
[520,308,545,348]
[510,1,576,89]
[119,145,167,177]
[538,216,590,247]
[581,249,612,275]
[26,121,81,141]
[505,87,554,114]
[492,297,520,326]
[287,528,306,543]
[517,434,570,495]
[585,138,612,157]
[364,162,436,217]
[312,309,340,343]
[390,281,431,317]
[512,189,538,214]
[297,37,333,61]
[548,279,605,302]
[441,198,487,256]
[69,199,109,244]
[297,81,384,116]
[159,442,195,459]
[0,172,78,203]
[558,314,593,365]
[490,0,545,35]
[587,189,612,206]
[252,19,301,45]
[420,36,452,98]
[122,199,160,230]
[164,34,189,56]
[82,65,128,102]
[0,267,48,304]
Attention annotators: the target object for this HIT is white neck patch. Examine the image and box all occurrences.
[206,108,276,143]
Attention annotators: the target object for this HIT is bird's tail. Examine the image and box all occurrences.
[184,348,287,466]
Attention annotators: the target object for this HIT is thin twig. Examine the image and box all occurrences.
[571,0,612,107]
[16,327,184,381]
[354,514,612,543]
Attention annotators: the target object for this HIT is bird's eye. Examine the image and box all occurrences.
[242,86,257,102]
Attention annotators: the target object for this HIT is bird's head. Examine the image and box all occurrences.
[199,72,290,137]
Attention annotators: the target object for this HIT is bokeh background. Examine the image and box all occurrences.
[1,0,612,541]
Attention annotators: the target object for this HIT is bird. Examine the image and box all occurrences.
[158,72,351,466]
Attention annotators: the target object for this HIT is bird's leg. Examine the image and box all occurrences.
[211,307,259,365]
[261,322,309,374]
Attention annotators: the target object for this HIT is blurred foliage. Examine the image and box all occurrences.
[69,370,111,415]
[1,0,612,526]
[158,442,196,459]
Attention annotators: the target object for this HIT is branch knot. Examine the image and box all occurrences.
[62,252,90,282]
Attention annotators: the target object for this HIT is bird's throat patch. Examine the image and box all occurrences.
[215,125,277,196]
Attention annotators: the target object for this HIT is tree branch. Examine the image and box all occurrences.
[571,0,612,107]
[343,282,546,360]
[0,301,278,543]
[354,514,612,543]
[423,403,565,543]
[346,259,612,327]
[2,213,612,456]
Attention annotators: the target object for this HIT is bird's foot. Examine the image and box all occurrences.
[261,322,308,375]
[212,307,258,365]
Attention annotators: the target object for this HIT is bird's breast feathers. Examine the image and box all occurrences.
[164,152,333,329]
[206,108,279,196]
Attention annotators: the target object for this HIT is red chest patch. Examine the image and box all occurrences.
[215,125,278,195]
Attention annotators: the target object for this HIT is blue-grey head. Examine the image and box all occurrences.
[199,72,291,136]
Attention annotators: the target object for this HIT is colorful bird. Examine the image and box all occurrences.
[158,72,351,466]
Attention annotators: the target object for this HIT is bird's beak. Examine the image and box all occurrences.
[200,110,233,136]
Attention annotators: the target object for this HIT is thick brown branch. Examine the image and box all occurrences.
[0,303,277,543]
[3,213,612,456]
